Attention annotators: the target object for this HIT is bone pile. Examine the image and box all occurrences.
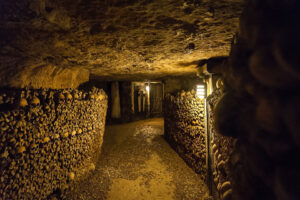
[164,90,207,180]
[0,87,108,199]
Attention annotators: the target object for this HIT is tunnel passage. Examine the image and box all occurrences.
[0,0,300,199]
[68,118,210,200]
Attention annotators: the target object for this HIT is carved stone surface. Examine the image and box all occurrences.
[0,0,244,88]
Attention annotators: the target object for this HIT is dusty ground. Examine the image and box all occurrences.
[69,118,210,200]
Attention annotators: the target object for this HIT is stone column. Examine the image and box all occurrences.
[131,82,135,113]
[138,93,141,112]
[111,81,121,119]
[142,94,146,112]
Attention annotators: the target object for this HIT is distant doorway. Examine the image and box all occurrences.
[150,83,163,117]
[133,83,146,118]
[132,81,164,118]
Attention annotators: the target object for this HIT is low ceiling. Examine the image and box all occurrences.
[0,0,244,88]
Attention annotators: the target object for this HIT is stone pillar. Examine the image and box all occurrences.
[142,94,146,112]
[138,93,141,112]
[131,82,135,113]
[111,81,121,119]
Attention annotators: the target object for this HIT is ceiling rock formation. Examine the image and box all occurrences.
[0,0,244,88]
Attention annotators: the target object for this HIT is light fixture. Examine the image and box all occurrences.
[196,84,205,98]
[146,85,150,92]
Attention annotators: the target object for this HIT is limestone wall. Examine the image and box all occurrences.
[0,0,243,83]
[0,87,107,199]
[164,90,207,180]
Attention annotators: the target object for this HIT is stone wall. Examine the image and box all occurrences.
[213,0,300,199]
[0,0,243,83]
[0,87,107,199]
[207,89,234,200]
[164,90,207,180]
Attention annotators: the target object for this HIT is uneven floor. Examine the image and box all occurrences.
[69,118,210,200]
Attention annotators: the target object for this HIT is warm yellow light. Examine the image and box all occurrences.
[146,85,150,92]
[197,91,205,95]
[196,84,205,98]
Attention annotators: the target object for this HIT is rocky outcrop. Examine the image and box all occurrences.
[164,90,207,180]
[0,87,107,199]
[0,0,244,87]
[213,0,300,199]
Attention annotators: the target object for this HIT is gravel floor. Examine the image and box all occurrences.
[68,118,211,200]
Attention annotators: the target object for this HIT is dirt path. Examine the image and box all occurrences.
[69,118,210,200]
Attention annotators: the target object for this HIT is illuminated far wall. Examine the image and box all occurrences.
[131,81,163,117]
[132,82,148,115]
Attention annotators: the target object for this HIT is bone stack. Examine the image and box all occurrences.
[164,90,207,180]
[0,87,108,199]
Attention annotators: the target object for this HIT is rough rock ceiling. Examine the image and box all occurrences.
[0,0,244,88]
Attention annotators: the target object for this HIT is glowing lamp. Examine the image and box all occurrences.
[146,85,150,92]
[196,84,205,98]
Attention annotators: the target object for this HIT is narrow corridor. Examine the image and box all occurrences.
[69,118,210,200]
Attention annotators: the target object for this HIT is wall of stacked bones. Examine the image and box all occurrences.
[0,87,107,199]
[212,0,300,199]
[164,91,207,181]
[207,89,234,200]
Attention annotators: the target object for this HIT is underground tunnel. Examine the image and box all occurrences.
[0,0,300,199]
